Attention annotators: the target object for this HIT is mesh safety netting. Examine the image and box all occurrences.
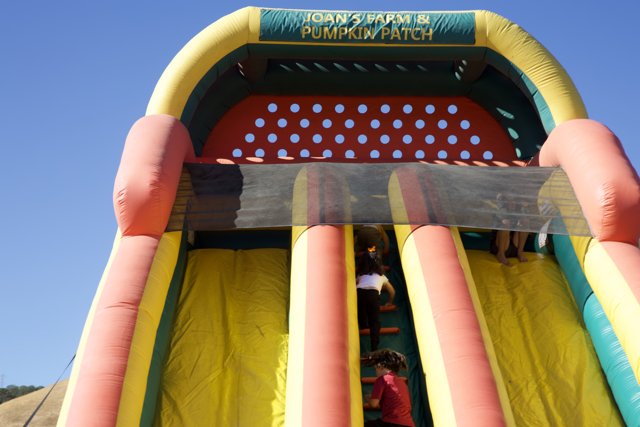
[167,162,590,236]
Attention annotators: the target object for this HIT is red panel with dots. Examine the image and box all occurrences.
[202,95,515,164]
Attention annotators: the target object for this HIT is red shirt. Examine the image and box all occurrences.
[371,372,414,427]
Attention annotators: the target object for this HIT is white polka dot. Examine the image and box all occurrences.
[322,119,332,128]
[300,149,310,158]
[415,150,425,159]
[380,104,391,114]
[460,150,471,159]
[232,148,243,157]
[393,150,403,159]
[278,149,288,157]
[403,135,412,144]
[483,151,494,160]
[380,135,390,144]
[437,150,448,159]
[268,133,277,143]
[245,133,255,143]
[335,134,345,144]
[358,104,368,114]
[300,119,310,128]
[345,150,355,158]
[313,134,322,143]
[460,120,470,129]
[470,135,481,145]
[268,103,278,113]
[448,104,458,114]
[255,149,265,157]
[403,104,413,114]
[335,104,345,113]
[393,119,403,129]
[447,135,457,145]
[290,103,300,113]
[291,134,300,143]
[438,120,448,129]
[345,119,355,129]
[358,135,367,144]
[425,104,435,114]
[312,104,322,113]
[425,135,435,144]
[415,119,425,129]
[278,118,287,128]
[323,149,333,158]
[255,118,265,128]
[370,150,380,159]
[370,119,380,129]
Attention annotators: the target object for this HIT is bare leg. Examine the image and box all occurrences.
[495,230,511,266]
[513,232,529,262]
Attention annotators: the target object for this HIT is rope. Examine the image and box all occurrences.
[23,354,75,427]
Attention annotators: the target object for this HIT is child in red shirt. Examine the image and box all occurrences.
[364,349,415,427]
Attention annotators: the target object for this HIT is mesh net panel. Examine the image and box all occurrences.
[167,162,590,236]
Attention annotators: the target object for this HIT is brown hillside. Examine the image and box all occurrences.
[0,380,68,427]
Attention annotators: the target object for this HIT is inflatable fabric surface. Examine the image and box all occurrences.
[466,250,623,426]
[153,248,290,426]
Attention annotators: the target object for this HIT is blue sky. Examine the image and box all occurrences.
[1,1,638,387]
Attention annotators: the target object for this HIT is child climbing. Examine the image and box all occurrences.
[363,349,415,427]
[355,224,390,267]
[356,248,396,351]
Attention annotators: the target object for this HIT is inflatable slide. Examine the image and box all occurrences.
[59,8,640,426]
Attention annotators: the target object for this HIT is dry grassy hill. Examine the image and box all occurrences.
[0,380,67,427]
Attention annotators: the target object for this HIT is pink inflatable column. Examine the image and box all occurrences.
[64,115,194,426]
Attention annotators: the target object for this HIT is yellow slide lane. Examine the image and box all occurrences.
[153,249,290,426]
[465,250,622,426]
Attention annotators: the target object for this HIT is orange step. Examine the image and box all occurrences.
[363,403,378,411]
[361,376,407,384]
[359,327,400,335]
[379,304,397,313]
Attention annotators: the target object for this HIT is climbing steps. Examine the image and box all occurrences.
[359,326,401,336]
[360,296,401,414]
[357,233,431,426]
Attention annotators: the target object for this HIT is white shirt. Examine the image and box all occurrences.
[356,273,388,293]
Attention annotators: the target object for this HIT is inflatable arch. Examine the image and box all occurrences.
[59,8,640,427]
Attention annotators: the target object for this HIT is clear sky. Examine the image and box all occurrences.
[1,1,638,387]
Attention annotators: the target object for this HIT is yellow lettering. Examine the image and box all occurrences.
[311,12,324,23]
[380,27,390,39]
[324,13,335,23]
[363,27,374,40]
[323,26,337,39]
[301,26,311,38]
[336,13,347,24]
[390,28,401,40]
[397,14,410,24]
[386,14,396,24]
[351,14,361,24]
[401,28,411,40]
[410,28,421,41]
[375,14,386,24]
[366,13,376,24]
[338,27,348,38]
[311,27,322,39]
[303,13,311,23]
[422,28,433,41]
[417,15,431,25]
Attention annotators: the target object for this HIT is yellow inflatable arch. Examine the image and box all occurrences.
[59,7,640,427]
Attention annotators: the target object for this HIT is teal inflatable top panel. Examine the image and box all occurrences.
[259,9,475,45]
